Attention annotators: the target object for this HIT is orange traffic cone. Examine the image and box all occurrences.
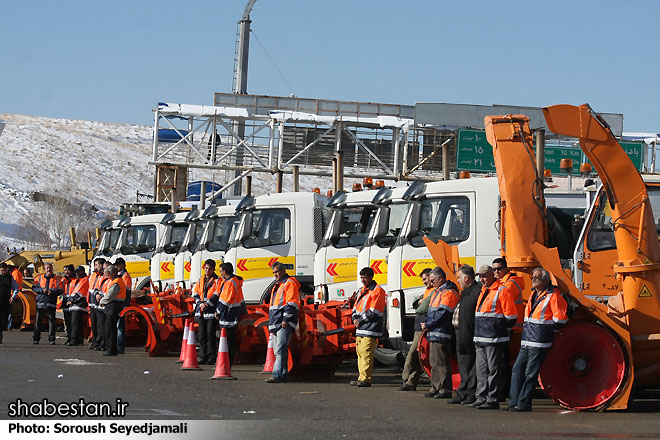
[181,321,201,370]
[177,319,190,363]
[211,328,237,380]
[261,333,275,374]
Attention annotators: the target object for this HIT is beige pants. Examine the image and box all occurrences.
[356,336,378,383]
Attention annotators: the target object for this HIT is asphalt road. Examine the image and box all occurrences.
[2,330,660,439]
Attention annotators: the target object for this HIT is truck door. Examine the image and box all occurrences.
[234,206,294,303]
[320,205,376,301]
[575,185,660,301]
[399,194,474,308]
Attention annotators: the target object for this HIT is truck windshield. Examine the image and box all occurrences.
[411,196,470,248]
[376,203,409,248]
[586,186,660,252]
[332,206,377,249]
[121,225,157,255]
[162,223,188,254]
[207,216,240,252]
[183,220,206,253]
[243,208,291,248]
[98,228,121,256]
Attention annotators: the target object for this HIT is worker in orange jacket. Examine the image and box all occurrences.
[492,256,525,400]
[98,264,127,356]
[66,266,89,346]
[471,262,518,410]
[192,259,220,364]
[60,264,77,345]
[214,262,246,366]
[421,267,460,398]
[266,261,300,383]
[7,265,23,331]
[115,257,132,354]
[87,258,106,349]
[399,267,434,391]
[505,268,568,412]
[32,262,63,345]
[350,266,386,388]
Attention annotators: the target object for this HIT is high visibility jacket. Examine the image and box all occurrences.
[87,272,105,310]
[10,268,22,300]
[96,277,112,311]
[68,277,89,312]
[215,275,246,328]
[422,285,435,300]
[33,274,63,309]
[108,277,127,301]
[497,272,525,324]
[192,273,219,319]
[352,281,386,338]
[424,281,459,342]
[268,276,301,332]
[119,269,132,306]
[473,281,518,345]
[60,275,76,311]
[521,286,568,349]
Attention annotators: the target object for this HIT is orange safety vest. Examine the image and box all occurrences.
[108,277,127,301]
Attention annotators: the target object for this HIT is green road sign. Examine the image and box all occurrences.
[456,129,645,174]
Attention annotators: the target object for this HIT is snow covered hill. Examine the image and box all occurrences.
[0,113,335,249]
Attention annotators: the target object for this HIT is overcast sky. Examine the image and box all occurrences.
[1,0,658,132]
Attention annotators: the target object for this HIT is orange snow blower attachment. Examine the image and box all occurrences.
[534,103,660,410]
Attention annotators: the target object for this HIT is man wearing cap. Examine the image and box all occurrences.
[471,264,517,409]
[447,265,481,405]
[67,266,89,346]
[87,258,106,349]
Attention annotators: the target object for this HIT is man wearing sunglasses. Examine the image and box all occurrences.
[492,257,525,400]
[505,268,567,411]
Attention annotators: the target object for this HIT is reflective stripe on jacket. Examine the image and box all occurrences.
[351,281,386,338]
[215,275,246,328]
[473,281,518,345]
[60,276,76,311]
[268,276,301,332]
[87,272,105,310]
[521,286,568,349]
[33,274,63,309]
[97,277,111,311]
[192,274,219,319]
[68,277,89,312]
[498,272,525,323]
[424,281,459,342]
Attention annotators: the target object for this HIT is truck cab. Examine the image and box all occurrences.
[386,177,500,351]
[188,204,241,287]
[355,186,410,290]
[223,192,329,304]
[95,219,122,259]
[150,210,196,292]
[173,209,205,289]
[111,213,168,290]
[314,188,381,302]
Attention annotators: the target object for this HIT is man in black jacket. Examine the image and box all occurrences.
[0,263,16,344]
[447,264,482,405]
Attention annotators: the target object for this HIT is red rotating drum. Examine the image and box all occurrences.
[539,321,627,410]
